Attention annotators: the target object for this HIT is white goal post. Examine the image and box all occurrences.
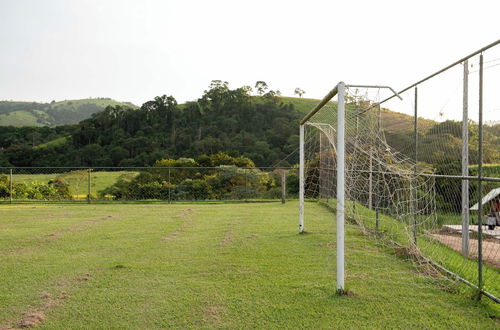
[299,82,345,291]
[299,82,402,292]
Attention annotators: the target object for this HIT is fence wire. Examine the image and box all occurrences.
[0,167,294,203]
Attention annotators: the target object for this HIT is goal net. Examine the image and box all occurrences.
[300,83,437,291]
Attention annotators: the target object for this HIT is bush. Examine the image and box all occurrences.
[99,153,279,201]
[0,174,10,198]
[174,179,213,200]
[12,181,71,200]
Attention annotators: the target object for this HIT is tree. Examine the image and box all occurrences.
[255,81,269,96]
[294,88,305,98]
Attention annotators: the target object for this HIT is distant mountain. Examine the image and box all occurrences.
[0,98,137,127]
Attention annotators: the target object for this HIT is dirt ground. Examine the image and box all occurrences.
[429,231,500,268]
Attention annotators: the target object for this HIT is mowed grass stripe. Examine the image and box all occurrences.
[0,202,498,329]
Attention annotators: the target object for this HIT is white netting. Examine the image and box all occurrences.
[305,89,436,234]
[303,77,500,301]
[302,87,459,285]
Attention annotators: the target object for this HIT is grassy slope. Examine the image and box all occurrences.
[0,98,136,127]
[33,136,69,149]
[280,96,436,134]
[0,202,497,328]
[0,110,42,126]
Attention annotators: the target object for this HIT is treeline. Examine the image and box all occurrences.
[385,120,500,165]
[0,81,498,169]
[0,81,301,167]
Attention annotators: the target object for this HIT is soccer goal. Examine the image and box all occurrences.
[299,82,437,292]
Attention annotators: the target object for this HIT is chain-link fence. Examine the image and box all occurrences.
[373,42,500,302]
[0,167,296,203]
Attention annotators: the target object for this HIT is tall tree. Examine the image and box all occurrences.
[255,81,269,96]
[294,88,305,98]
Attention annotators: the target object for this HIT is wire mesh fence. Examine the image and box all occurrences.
[302,41,500,302]
[0,167,295,203]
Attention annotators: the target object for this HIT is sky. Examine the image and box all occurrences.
[0,0,499,122]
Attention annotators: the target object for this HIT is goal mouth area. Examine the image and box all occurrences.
[299,82,412,293]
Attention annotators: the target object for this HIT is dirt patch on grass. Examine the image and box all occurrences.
[8,216,116,256]
[161,209,195,242]
[220,231,234,247]
[313,241,334,248]
[246,234,260,239]
[172,209,195,219]
[2,272,93,329]
[74,275,91,281]
[202,305,221,324]
[19,311,45,328]
[161,231,182,241]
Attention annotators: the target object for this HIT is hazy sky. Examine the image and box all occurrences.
[0,0,499,121]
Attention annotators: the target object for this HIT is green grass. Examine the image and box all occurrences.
[0,110,43,126]
[321,198,500,300]
[33,136,69,149]
[279,96,323,114]
[0,201,498,328]
[13,171,138,199]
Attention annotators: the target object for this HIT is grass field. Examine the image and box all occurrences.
[1,201,499,328]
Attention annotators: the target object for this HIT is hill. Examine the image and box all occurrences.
[0,98,137,127]
[0,82,498,168]
[279,96,436,134]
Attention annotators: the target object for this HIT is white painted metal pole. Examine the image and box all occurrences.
[336,82,346,291]
[461,60,470,256]
[299,124,305,233]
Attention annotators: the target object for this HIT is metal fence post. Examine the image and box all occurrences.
[461,59,470,257]
[375,103,381,231]
[9,168,13,204]
[87,168,91,204]
[299,124,305,233]
[413,86,418,245]
[477,53,484,296]
[281,169,286,204]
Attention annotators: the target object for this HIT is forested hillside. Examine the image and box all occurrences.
[0,82,300,167]
[0,81,498,168]
[0,98,136,126]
